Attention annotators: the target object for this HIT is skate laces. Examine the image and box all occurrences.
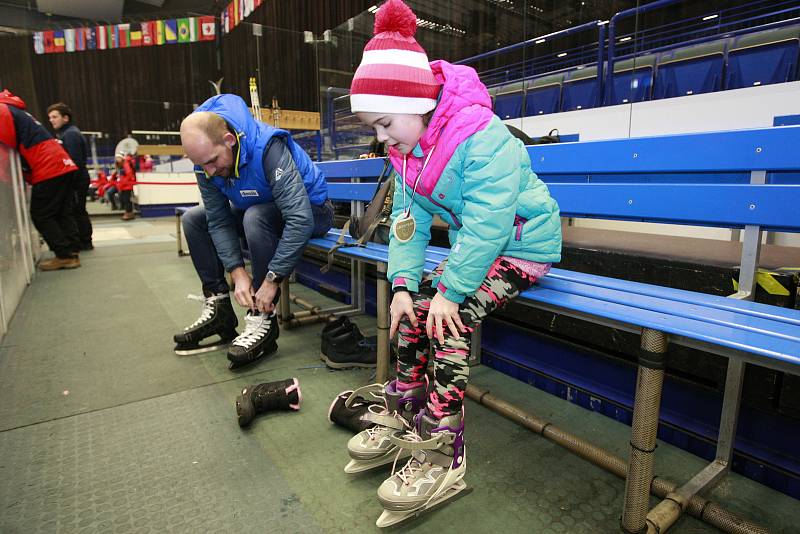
[185,294,225,330]
[391,429,456,509]
[232,312,272,348]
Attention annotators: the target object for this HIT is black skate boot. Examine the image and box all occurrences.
[226,310,279,370]
[173,293,238,355]
[328,385,383,433]
[235,378,301,428]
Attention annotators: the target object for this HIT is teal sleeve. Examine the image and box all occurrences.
[437,137,521,303]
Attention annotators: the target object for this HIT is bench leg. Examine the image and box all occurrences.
[468,322,482,367]
[621,328,667,534]
[278,278,292,324]
[176,212,186,256]
[376,262,391,383]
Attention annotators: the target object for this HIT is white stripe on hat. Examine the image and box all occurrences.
[359,49,432,71]
[350,93,437,114]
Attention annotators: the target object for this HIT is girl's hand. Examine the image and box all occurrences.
[389,291,417,338]
[427,292,466,345]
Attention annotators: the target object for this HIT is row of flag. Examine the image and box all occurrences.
[33,16,216,54]
[220,0,263,35]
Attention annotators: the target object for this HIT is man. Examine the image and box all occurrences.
[48,102,93,249]
[112,151,137,220]
[174,93,333,370]
[0,89,81,270]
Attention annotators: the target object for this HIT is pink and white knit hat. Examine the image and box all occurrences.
[350,0,440,115]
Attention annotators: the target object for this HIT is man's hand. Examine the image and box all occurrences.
[426,292,465,345]
[254,280,279,314]
[389,291,417,338]
[230,267,255,311]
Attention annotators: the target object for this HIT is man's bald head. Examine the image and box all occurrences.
[181,112,237,177]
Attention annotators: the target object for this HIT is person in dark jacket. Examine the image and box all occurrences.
[48,102,93,249]
[174,94,333,370]
[0,89,81,270]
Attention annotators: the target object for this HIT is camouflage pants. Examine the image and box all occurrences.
[396,257,540,417]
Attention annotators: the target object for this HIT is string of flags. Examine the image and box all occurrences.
[220,0,263,35]
[33,15,217,54]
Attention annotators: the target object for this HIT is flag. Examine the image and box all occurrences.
[238,0,244,22]
[107,25,118,48]
[44,31,55,53]
[156,20,165,45]
[117,23,130,48]
[53,30,65,52]
[164,19,178,43]
[64,28,75,52]
[177,18,191,43]
[189,17,198,42]
[244,0,252,18]
[228,3,236,29]
[86,27,96,50]
[199,16,215,41]
[75,28,86,51]
[97,26,107,50]
[33,32,45,54]
[130,23,142,47]
[255,0,263,8]
[233,0,239,26]
[141,21,154,46]
[221,8,229,34]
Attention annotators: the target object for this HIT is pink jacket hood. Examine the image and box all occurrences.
[389,60,494,197]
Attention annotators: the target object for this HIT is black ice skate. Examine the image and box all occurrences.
[235,377,301,428]
[226,310,279,370]
[327,384,384,433]
[173,293,238,355]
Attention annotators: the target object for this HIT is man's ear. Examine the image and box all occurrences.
[222,131,237,149]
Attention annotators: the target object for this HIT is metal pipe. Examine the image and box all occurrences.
[284,314,333,329]
[290,295,320,312]
[278,279,291,324]
[622,328,668,533]
[376,262,390,383]
[464,383,769,534]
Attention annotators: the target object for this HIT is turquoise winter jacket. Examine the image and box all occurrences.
[387,63,562,304]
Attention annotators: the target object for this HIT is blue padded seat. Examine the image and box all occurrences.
[493,81,526,120]
[609,54,657,105]
[524,73,564,116]
[653,41,727,99]
[561,66,599,112]
[725,25,800,90]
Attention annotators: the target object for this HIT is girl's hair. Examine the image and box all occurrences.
[422,110,434,126]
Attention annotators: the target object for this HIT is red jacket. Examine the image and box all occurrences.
[0,90,78,184]
[112,156,136,192]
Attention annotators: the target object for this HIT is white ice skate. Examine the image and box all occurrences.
[375,410,469,528]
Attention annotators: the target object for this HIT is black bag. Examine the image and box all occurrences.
[323,158,394,271]
[529,128,561,145]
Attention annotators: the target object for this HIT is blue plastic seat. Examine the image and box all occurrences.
[608,54,657,105]
[725,25,800,90]
[653,41,727,99]
[493,81,525,119]
[561,66,599,112]
[524,73,563,116]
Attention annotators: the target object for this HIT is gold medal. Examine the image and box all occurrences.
[392,214,416,242]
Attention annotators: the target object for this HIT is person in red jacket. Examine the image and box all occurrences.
[0,89,81,270]
[112,152,137,220]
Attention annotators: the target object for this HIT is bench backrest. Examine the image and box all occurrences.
[319,126,800,232]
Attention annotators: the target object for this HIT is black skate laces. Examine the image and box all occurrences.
[232,312,273,349]
[184,294,227,330]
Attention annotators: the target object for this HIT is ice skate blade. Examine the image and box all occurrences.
[174,342,231,356]
[344,452,410,474]
[375,480,471,529]
[322,354,377,369]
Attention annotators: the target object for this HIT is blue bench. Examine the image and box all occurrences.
[306,125,800,533]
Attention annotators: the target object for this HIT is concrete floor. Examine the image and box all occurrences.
[0,215,797,533]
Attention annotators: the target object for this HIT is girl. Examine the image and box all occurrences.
[344,0,562,525]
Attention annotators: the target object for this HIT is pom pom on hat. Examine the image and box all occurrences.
[350,0,439,115]
[374,0,417,37]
